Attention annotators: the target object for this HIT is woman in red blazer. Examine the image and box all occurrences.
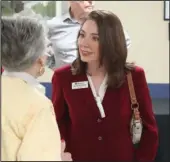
[52,10,158,161]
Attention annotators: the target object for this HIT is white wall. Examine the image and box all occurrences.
[95,1,169,83]
[39,1,169,84]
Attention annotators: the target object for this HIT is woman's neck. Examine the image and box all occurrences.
[87,61,106,77]
[24,67,38,79]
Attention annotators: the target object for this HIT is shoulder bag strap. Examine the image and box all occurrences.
[127,72,141,120]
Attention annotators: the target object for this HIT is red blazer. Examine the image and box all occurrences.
[52,65,158,161]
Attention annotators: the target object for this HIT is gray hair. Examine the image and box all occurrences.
[13,8,49,33]
[1,16,47,72]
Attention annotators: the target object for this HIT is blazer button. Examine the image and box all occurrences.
[97,118,102,123]
[98,136,103,141]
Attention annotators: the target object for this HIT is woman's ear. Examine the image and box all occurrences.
[36,56,46,77]
[37,57,44,67]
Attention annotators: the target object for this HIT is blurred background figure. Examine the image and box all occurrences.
[1,16,62,161]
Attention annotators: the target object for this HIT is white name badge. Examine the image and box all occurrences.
[72,81,88,89]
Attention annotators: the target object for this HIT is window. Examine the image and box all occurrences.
[164,1,169,20]
[2,1,62,19]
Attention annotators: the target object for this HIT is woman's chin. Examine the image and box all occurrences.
[80,56,90,63]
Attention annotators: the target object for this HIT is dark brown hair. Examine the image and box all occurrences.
[72,10,135,88]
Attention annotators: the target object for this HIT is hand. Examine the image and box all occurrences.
[61,140,72,161]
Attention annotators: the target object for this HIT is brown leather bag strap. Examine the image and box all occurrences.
[127,72,141,120]
[127,72,138,106]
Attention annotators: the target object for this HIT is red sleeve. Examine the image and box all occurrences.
[52,70,70,151]
[133,67,158,161]
[1,67,4,73]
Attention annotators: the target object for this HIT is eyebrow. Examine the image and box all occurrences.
[80,29,99,36]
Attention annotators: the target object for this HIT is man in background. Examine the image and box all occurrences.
[47,1,131,70]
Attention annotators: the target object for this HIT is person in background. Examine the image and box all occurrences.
[47,1,131,69]
[52,10,158,161]
[1,16,71,161]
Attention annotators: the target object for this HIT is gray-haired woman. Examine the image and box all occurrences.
[1,16,71,161]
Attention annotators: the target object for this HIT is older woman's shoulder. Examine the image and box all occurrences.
[2,77,53,124]
[20,87,54,122]
[30,88,52,107]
